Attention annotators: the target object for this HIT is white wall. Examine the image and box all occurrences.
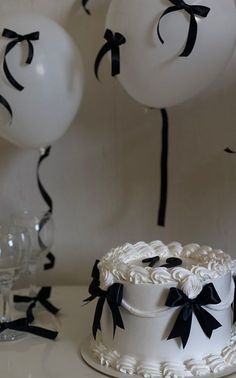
[0,0,236,286]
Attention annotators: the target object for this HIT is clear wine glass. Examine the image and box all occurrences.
[0,224,30,341]
[11,210,54,295]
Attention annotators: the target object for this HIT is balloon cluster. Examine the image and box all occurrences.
[0,13,84,149]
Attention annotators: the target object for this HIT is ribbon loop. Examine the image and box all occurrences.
[157,0,210,57]
[84,260,125,339]
[94,28,126,80]
[2,28,40,91]
[166,283,221,348]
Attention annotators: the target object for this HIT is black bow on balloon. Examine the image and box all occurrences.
[2,28,40,91]
[166,283,222,348]
[0,94,12,121]
[82,0,90,15]
[94,29,126,81]
[84,260,125,339]
[14,286,60,322]
[157,0,210,57]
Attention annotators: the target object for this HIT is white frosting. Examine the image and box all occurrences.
[98,241,232,288]
[91,332,236,377]
[180,274,203,299]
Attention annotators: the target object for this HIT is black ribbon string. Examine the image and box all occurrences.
[166,283,222,348]
[14,287,60,320]
[157,0,210,57]
[0,316,58,340]
[0,94,12,120]
[94,29,126,81]
[2,28,40,91]
[36,146,55,270]
[84,260,124,339]
[233,276,236,323]
[158,108,168,227]
[82,0,91,15]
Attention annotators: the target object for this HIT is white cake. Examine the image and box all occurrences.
[85,241,236,377]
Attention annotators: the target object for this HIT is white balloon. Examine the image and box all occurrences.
[106,0,236,108]
[0,13,84,148]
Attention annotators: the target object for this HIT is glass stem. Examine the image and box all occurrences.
[1,283,12,323]
[29,262,38,296]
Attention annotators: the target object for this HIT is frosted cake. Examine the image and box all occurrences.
[84,241,236,377]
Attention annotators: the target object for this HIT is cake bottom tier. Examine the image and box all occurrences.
[89,327,236,377]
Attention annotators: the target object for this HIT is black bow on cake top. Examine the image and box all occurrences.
[2,28,40,91]
[157,0,210,57]
[94,29,126,81]
[84,260,125,339]
[166,283,222,348]
[142,256,182,268]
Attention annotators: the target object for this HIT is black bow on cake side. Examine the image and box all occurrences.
[94,28,126,81]
[166,283,222,348]
[84,260,125,339]
[2,28,40,91]
[157,0,210,57]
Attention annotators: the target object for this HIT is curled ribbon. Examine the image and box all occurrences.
[94,28,126,80]
[14,287,60,322]
[0,316,58,340]
[2,28,40,91]
[84,260,125,339]
[158,108,168,227]
[157,0,210,57]
[37,146,55,270]
[82,0,90,15]
[166,283,222,348]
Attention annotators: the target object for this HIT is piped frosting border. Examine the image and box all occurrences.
[98,241,232,288]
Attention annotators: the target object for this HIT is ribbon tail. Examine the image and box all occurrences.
[21,324,58,340]
[225,148,236,154]
[37,146,53,213]
[194,305,222,338]
[108,302,125,338]
[44,251,55,270]
[157,6,179,44]
[94,42,111,81]
[26,40,34,64]
[167,305,192,348]
[158,108,168,227]
[0,94,13,121]
[180,12,197,57]
[26,301,37,323]
[82,0,91,15]
[111,45,120,77]
[41,300,60,315]
[13,295,32,303]
[92,297,105,339]
[4,40,24,91]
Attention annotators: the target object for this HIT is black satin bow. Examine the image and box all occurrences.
[82,0,90,14]
[14,287,60,322]
[84,260,125,339]
[2,28,40,91]
[0,316,58,340]
[94,28,126,80]
[157,0,210,57]
[166,283,222,348]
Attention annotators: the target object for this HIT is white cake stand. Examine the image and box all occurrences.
[80,337,236,378]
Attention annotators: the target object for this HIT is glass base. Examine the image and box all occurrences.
[0,328,25,342]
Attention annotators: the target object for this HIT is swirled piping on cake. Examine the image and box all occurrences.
[90,328,236,378]
[98,241,232,288]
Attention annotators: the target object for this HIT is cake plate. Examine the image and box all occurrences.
[80,337,236,378]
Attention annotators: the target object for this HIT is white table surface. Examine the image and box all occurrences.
[2,286,236,378]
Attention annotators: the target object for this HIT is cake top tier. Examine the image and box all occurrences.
[98,241,232,288]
